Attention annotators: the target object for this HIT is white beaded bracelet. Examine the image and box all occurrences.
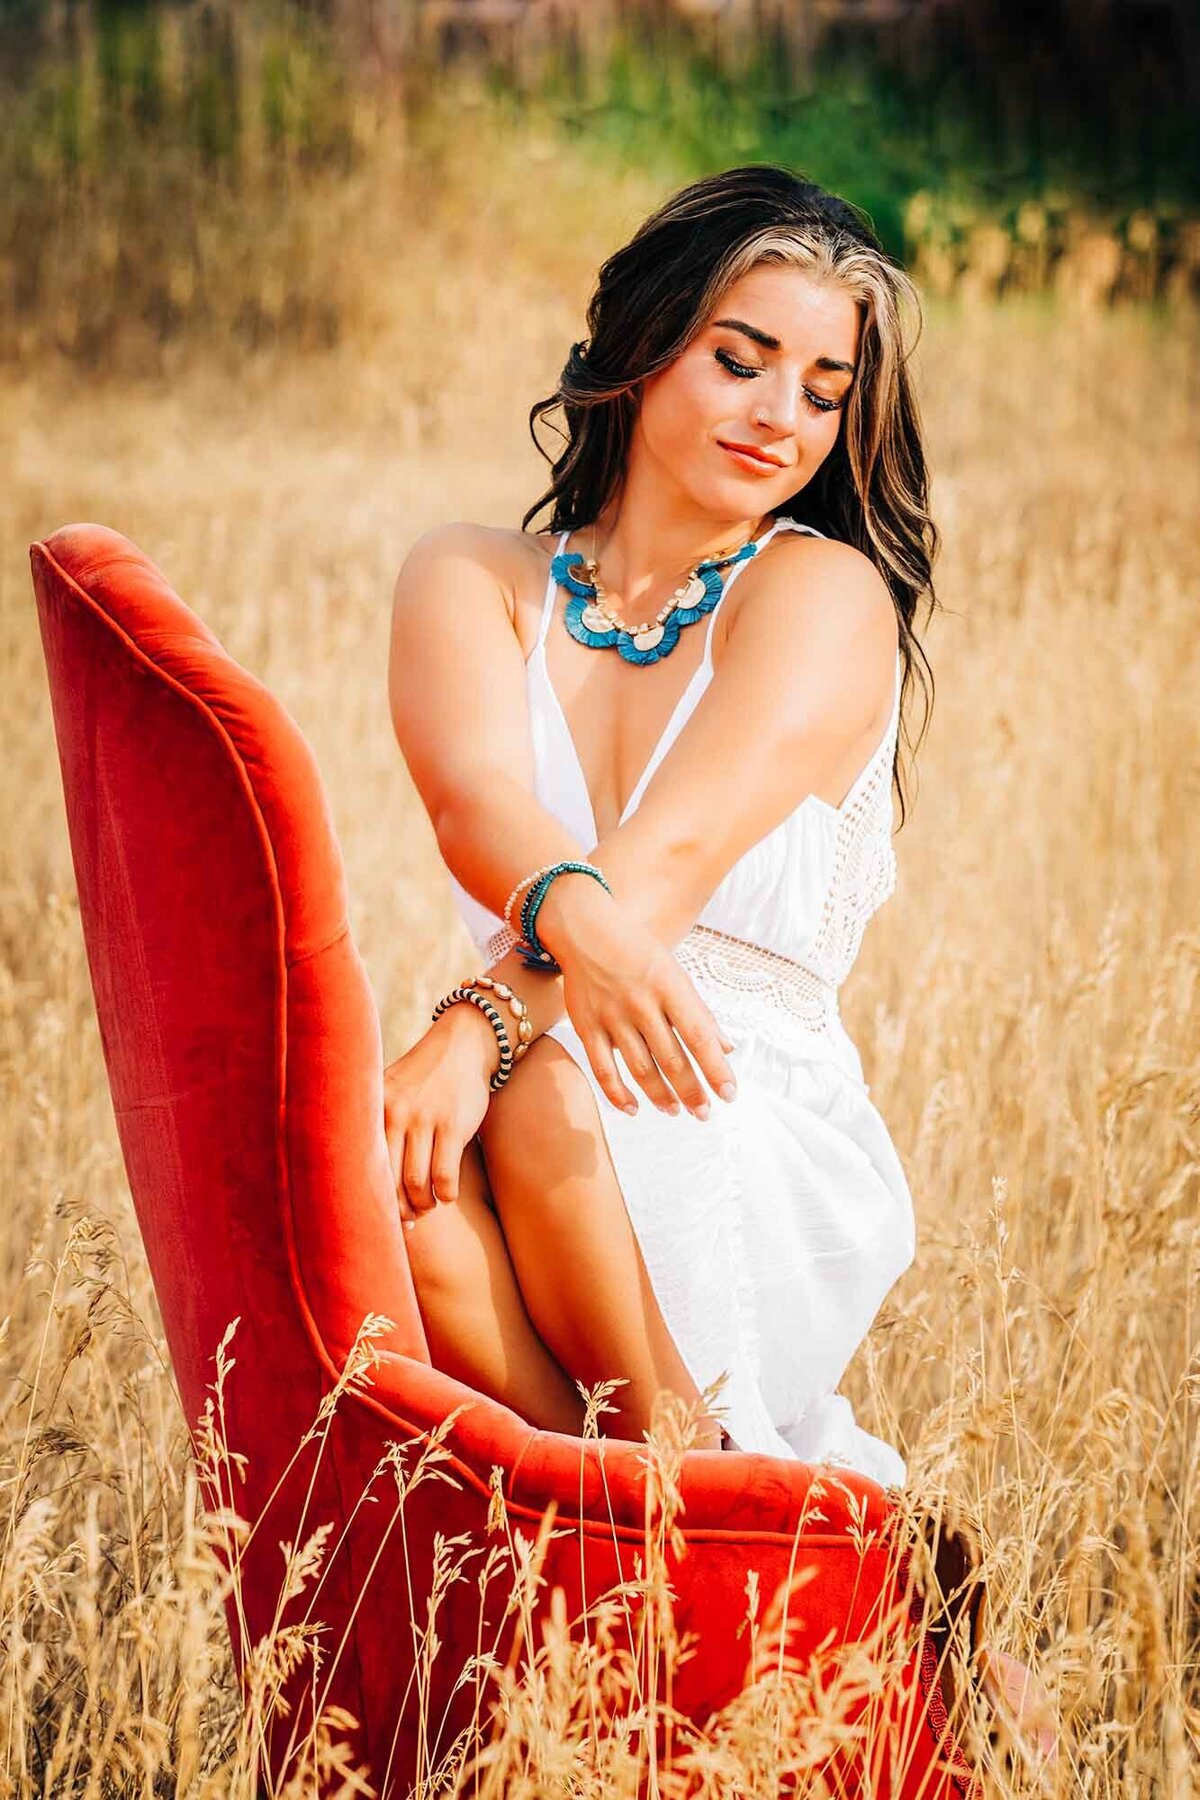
[502,862,564,929]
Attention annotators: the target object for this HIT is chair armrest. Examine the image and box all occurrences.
[349,1350,896,1548]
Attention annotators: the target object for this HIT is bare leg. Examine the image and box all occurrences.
[403,1132,587,1436]
[477,1034,724,1451]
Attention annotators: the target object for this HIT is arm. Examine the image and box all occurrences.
[388,523,706,1081]
[595,534,900,922]
[388,522,694,938]
[388,526,895,1098]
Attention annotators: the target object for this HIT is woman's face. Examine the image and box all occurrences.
[633,262,861,520]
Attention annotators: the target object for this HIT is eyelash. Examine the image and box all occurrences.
[714,347,843,413]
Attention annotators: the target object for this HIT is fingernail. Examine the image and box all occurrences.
[404,1219,415,1231]
[718,1081,738,1102]
[693,1101,711,1120]
[622,1100,638,1115]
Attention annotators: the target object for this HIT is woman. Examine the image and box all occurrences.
[386,164,1055,1762]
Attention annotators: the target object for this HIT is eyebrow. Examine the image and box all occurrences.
[711,316,857,376]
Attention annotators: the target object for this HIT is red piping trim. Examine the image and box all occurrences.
[896,1543,984,1796]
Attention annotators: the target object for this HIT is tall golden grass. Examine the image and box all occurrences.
[1,143,1198,1790]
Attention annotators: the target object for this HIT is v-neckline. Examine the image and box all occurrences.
[533,641,710,845]
[531,515,790,844]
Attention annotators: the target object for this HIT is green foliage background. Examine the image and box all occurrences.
[1,0,1194,369]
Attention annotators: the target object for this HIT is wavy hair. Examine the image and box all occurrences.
[521,164,941,827]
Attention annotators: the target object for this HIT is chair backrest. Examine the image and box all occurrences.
[30,525,429,1509]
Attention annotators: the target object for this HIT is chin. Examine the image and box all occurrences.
[717,485,786,512]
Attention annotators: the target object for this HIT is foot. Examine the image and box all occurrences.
[978,1645,1059,1770]
[919,1512,1059,1780]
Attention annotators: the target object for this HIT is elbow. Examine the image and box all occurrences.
[432,785,476,858]
[649,805,725,905]
[607,824,716,946]
[669,839,729,937]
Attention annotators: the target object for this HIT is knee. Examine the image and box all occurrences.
[477,1035,596,1179]
[403,1134,488,1292]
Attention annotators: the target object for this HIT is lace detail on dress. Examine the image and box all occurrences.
[484,920,520,966]
[807,700,900,986]
[673,924,842,1051]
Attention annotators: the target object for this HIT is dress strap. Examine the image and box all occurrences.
[534,530,569,655]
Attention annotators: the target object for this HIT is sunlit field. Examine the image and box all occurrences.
[2,140,1198,1791]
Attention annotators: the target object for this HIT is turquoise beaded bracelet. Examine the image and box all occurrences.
[517,859,613,972]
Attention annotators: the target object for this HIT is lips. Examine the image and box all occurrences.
[719,440,785,472]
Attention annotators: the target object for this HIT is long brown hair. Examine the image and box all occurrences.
[521,164,941,827]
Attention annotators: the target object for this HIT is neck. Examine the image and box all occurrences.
[581,506,774,606]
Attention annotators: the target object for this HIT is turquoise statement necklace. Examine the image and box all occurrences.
[550,516,770,667]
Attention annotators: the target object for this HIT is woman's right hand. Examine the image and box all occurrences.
[538,883,739,1120]
[382,1007,498,1227]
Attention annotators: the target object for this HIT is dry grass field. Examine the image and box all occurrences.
[1,177,1197,1791]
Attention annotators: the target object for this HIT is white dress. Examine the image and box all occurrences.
[444,515,915,1488]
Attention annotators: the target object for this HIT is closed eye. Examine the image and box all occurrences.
[714,347,843,414]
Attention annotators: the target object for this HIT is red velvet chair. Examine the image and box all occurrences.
[30,523,980,1799]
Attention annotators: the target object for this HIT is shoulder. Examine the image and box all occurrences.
[392,522,551,622]
[731,528,898,665]
[393,519,509,587]
[396,520,553,569]
[708,528,898,750]
[769,527,895,615]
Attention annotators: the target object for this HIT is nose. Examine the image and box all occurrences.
[751,370,804,436]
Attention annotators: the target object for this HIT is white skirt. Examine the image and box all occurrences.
[541,1002,916,1490]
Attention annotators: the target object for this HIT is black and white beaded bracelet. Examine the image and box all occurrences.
[431,984,514,1091]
